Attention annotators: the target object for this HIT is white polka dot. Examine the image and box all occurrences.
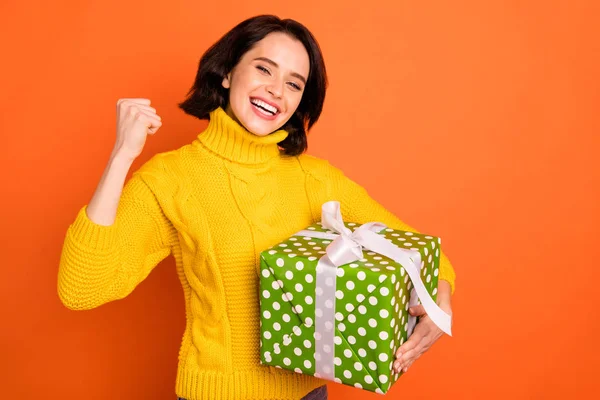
[305,317,313,327]
[268,250,277,255]
[354,383,363,389]
[345,304,354,312]
[294,367,302,374]
[354,362,363,371]
[358,348,366,357]
[316,308,323,317]
[316,286,323,296]
[433,288,438,295]
[350,263,359,268]
[344,349,352,358]
[348,314,356,323]
[434,268,439,276]
[375,388,384,394]
[369,296,378,306]
[368,318,377,328]
[264,351,272,362]
[357,271,366,281]
[276,258,285,266]
[365,375,373,384]
[262,290,270,299]
[358,327,367,336]
[335,312,343,321]
[380,287,390,296]
[273,322,281,331]
[293,326,302,336]
[368,340,377,349]
[282,313,290,322]
[356,294,365,302]
[338,322,346,332]
[304,360,312,368]
[283,357,291,366]
[336,268,345,277]
[334,336,342,345]
[379,374,388,384]
[380,309,389,318]
[273,301,280,310]
[305,274,314,283]
[380,331,389,340]
[285,271,294,280]
[304,339,312,348]
[368,284,376,292]
[264,331,271,339]
[263,310,271,319]
[379,353,389,362]
[294,347,302,356]
[336,290,344,299]
[325,299,333,308]
[344,370,352,379]
[334,357,342,366]
[323,345,331,353]
[305,296,313,305]
[325,277,334,287]
[358,305,367,314]
[262,269,270,278]
[346,281,355,290]
[378,274,387,283]
[295,283,304,292]
[271,281,280,290]
[348,335,356,344]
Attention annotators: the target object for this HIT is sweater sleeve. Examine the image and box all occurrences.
[323,161,456,294]
[57,164,179,310]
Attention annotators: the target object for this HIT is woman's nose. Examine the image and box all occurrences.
[266,79,284,98]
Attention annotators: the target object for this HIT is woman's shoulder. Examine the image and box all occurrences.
[295,153,336,176]
[295,153,346,180]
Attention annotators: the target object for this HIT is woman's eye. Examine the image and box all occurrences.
[288,82,302,90]
[256,65,270,74]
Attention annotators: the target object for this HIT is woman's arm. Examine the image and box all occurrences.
[57,153,178,310]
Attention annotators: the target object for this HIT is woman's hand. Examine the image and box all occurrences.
[112,98,163,162]
[393,280,453,374]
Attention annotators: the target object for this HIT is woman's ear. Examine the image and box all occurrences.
[222,72,232,89]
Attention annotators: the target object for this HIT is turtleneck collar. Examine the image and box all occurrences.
[195,107,290,164]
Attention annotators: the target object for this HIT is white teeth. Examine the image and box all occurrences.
[251,98,277,115]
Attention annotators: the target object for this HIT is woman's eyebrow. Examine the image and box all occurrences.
[253,57,307,85]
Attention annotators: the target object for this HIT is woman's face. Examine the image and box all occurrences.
[222,32,310,136]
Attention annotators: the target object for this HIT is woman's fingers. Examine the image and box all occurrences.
[409,305,426,316]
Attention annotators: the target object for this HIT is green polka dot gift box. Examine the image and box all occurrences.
[258,201,452,394]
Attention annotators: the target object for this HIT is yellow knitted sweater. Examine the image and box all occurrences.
[57,107,456,400]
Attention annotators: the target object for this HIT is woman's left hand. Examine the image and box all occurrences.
[393,280,453,374]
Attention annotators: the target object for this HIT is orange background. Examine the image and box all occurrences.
[1,0,598,398]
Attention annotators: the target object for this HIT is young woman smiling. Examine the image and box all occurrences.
[57,15,455,400]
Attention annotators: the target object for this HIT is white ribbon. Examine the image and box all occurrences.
[293,201,452,381]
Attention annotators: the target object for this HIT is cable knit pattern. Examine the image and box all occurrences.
[57,107,456,400]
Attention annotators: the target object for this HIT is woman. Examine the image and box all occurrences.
[57,15,455,400]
